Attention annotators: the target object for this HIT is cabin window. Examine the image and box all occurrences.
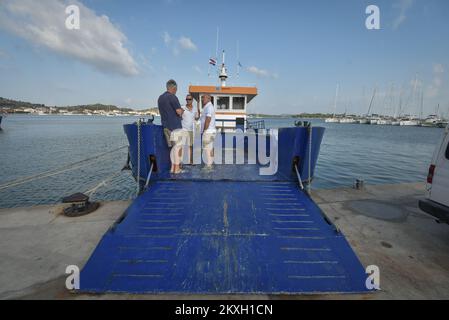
[233,97,245,110]
[217,96,230,110]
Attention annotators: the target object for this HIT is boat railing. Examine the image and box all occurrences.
[246,119,266,130]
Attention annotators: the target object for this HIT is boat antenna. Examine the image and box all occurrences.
[216,27,219,61]
[236,40,240,79]
[219,50,228,87]
[208,27,220,79]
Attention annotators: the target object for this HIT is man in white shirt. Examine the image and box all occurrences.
[181,94,199,164]
[200,94,216,168]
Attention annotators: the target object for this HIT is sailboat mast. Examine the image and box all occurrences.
[367,87,376,116]
[395,86,403,119]
[411,74,418,120]
[333,84,339,117]
[419,89,424,120]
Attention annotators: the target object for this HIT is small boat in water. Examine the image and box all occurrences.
[377,119,392,125]
[325,117,340,123]
[339,117,357,124]
[421,115,444,127]
[325,84,340,123]
[399,119,420,126]
[391,120,400,126]
[357,118,370,124]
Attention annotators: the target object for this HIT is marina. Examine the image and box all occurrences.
[325,82,449,128]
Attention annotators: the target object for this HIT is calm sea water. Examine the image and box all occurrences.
[0,115,443,208]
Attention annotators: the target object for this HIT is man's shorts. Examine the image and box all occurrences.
[202,132,216,149]
[171,129,190,148]
[163,128,173,148]
[187,131,194,146]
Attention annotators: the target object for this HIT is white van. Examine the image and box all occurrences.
[419,124,449,223]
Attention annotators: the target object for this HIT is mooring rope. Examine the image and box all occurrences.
[136,119,141,196]
[84,170,124,198]
[0,145,128,191]
[308,124,312,194]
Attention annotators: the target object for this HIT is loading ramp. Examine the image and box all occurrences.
[80,180,369,294]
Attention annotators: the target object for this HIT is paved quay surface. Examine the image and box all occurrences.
[1,182,448,299]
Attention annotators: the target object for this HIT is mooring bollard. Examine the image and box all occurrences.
[354,179,365,190]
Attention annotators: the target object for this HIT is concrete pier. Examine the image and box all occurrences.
[1,182,448,299]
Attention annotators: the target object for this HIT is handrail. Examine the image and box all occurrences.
[144,162,154,190]
[294,164,305,191]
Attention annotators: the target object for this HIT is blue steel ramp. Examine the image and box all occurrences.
[80,181,369,294]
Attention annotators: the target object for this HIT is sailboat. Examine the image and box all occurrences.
[378,84,394,125]
[391,86,403,125]
[325,84,340,123]
[359,88,376,124]
[400,75,420,126]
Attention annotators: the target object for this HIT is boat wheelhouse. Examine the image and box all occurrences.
[189,51,260,132]
[189,85,257,132]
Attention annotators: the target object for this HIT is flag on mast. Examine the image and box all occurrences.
[209,58,217,66]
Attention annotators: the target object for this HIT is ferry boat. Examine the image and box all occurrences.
[78,57,370,295]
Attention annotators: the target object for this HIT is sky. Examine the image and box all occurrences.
[0,0,448,116]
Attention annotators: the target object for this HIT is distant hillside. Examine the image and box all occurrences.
[65,104,133,113]
[0,97,158,114]
[0,97,46,109]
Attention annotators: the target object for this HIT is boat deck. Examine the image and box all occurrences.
[154,164,291,181]
[79,180,369,294]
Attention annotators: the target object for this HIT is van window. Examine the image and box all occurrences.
[446,142,449,160]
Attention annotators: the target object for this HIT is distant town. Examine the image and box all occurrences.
[0,96,337,118]
[0,97,160,117]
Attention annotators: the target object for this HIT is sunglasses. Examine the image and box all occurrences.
[186,98,192,101]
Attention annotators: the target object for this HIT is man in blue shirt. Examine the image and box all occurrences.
[158,79,185,173]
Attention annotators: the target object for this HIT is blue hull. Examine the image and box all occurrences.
[123,123,325,190]
[79,122,371,294]
[80,180,369,294]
